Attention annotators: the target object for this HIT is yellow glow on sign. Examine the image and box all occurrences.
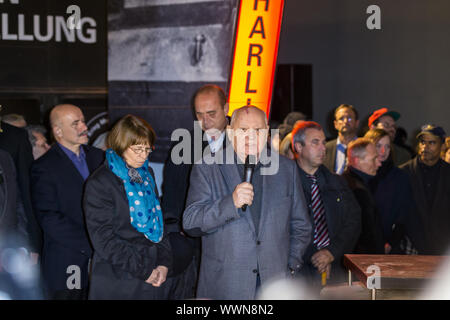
[228,0,285,118]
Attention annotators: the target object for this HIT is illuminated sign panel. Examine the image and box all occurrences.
[228,0,285,118]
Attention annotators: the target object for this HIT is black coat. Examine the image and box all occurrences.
[342,167,385,254]
[0,121,41,253]
[161,130,226,275]
[0,149,27,240]
[30,144,104,294]
[370,158,424,253]
[298,165,361,281]
[400,157,450,255]
[83,162,172,300]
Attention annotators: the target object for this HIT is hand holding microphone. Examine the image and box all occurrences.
[232,155,255,210]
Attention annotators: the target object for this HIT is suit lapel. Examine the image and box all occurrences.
[256,148,277,238]
[55,144,85,184]
[83,145,99,174]
[331,140,337,169]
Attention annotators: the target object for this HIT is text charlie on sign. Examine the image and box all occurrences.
[228,0,285,118]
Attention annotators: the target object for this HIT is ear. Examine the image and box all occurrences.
[333,119,339,130]
[293,141,302,155]
[356,119,360,128]
[52,126,62,139]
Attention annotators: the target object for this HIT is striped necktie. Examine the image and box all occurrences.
[306,174,330,250]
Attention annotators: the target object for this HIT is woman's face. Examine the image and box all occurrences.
[376,135,391,162]
[122,143,152,168]
[445,148,450,164]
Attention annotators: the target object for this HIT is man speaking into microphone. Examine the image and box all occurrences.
[183,106,311,300]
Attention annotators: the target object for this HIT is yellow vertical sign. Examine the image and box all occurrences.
[228,0,285,118]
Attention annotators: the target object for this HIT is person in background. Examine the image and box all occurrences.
[0,108,41,266]
[283,111,307,127]
[271,123,293,153]
[2,113,27,128]
[368,107,412,166]
[442,137,450,164]
[400,125,450,255]
[25,125,51,160]
[31,104,104,300]
[364,128,423,254]
[394,127,415,158]
[161,84,230,299]
[279,132,295,160]
[342,138,384,254]
[84,114,172,300]
[324,104,359,175]
[292,121,360,289]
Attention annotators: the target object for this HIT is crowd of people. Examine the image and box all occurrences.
[0,86,449,300]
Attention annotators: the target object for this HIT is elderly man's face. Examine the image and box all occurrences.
[296,128,326,169]
[32,131,50,159]
[357,143,381,176]
[194,92,228,138]
[55,107,89,147]
[229,109,268,162]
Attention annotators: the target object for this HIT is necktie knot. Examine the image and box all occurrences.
[306,174,317,184]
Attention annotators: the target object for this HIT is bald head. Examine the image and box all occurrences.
[228,106,269,162]
[230,105,268,128]
[50,104,80,128]
[50,104,89,153]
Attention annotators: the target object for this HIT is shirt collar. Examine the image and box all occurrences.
[206,131,225,152]
[58,143,86,160]
[336,136,357,147]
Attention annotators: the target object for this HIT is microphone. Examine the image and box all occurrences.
[242,155,256,212]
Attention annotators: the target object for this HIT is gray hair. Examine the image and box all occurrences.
[25,125,47,147]
[292,121,323,147]
[2,113,26,125]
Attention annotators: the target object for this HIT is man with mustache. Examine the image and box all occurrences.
[324,104,360,175]
[400,125,450,255]
[292,121,361,288]
[31,104,104,300]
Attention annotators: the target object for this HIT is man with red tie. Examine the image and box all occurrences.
[292,121,361,288]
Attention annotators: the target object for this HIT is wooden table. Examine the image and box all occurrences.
[343,254,447,300]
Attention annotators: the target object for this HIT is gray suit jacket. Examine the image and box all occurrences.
[183,147,311,300]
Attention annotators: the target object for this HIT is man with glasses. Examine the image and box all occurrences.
[324,104,360,174]
[400,125,450,255]
[31,104,104,300]
[368,107,412,166]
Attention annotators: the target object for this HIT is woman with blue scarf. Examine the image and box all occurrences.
[83,115,172,299]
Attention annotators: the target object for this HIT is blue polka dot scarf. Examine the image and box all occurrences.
[106,149,163,243]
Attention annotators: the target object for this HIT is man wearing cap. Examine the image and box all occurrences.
[324,104,360,174]
[368,108,412,166]
[400,125,450,255]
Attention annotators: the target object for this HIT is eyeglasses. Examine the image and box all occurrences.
[129,146,154,155]
[337,116,354,123]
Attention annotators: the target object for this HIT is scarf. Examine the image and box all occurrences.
[106,148,163,243]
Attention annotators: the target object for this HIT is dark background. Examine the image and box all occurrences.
[1,0,449,158]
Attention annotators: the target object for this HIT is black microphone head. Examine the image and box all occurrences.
[245,155,256,168]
